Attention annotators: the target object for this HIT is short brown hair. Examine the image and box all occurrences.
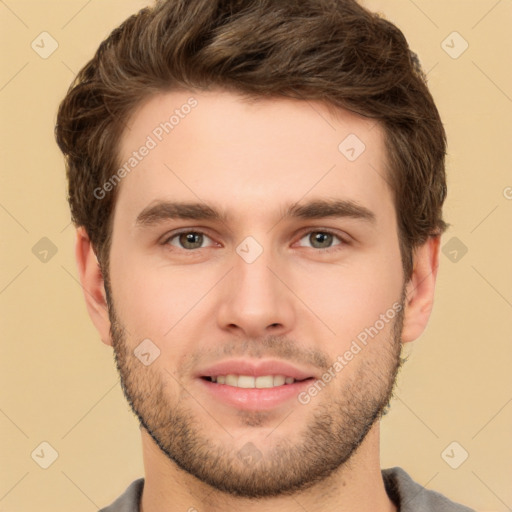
[55,0,447,281]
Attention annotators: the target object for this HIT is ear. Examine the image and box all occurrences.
[401,235,441,343]
[75,227,113,346]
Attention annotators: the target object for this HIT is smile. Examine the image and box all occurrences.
[203,375,305,388]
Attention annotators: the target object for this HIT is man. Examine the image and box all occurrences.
[55,0,475,510]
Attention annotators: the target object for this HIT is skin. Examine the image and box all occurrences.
[76,89,440,512]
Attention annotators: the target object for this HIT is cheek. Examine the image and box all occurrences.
[292,248,403,347]
[110,248,218,341]
[109,246,169,337]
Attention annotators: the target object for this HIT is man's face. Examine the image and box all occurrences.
[107,90,405,496]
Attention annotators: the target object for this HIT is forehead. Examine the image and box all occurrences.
[114,89,394,227]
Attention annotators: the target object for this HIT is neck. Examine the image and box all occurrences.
[139,423,397,512]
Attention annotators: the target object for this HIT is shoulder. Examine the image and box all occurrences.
[99,478,145,512]
[382,467,476,512]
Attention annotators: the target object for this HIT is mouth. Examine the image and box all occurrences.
[201,374,313,388]
[195,360,317,411]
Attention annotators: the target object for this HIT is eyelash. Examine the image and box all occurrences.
[162,228,350,254]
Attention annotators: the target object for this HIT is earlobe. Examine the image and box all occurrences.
[401,236,441,344]
[75,227,113,346]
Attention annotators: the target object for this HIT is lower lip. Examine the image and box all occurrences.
[198,378,313,411]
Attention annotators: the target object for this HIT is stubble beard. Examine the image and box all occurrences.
[109,299,405,498]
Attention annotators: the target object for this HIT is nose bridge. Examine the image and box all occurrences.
[216,234,295,336]
[233,237,280,305]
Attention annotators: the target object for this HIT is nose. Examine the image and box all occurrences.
[216,244,296,340]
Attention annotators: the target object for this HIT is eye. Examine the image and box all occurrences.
[296,230,346,251]
[164,230,216,250]
[162,228,348,253]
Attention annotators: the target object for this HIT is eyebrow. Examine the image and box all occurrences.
[135,198,376,227]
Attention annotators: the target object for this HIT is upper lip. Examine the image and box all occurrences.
[196,359,317,381]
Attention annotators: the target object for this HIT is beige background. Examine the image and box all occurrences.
[1,1,511,510]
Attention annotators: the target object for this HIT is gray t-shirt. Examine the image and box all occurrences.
[99,467,476,511]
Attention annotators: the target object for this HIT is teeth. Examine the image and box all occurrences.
[209,374,296,388]
[256,376,274,388]
[238,375,255,388]
[273,375,286,386]
[225,374,238,386]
